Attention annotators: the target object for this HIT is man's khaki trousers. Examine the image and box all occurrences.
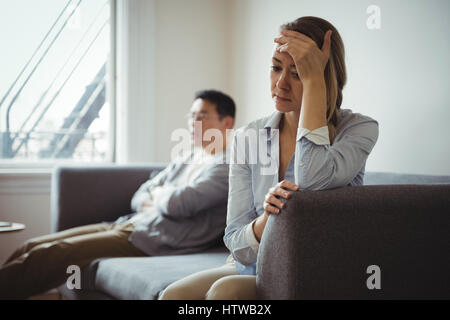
[0,222,145,299]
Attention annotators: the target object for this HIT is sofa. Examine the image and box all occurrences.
[52,166,450,299]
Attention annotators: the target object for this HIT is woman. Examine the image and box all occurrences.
[160,16,378,300]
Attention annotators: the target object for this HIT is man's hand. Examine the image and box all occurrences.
[140,186,165,212]
[140,198,153,212]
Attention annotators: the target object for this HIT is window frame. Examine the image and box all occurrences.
[0,0,117,170]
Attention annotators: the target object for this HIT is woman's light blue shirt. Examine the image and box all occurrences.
[224,108,379,275]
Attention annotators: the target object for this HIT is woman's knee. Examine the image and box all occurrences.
[206,276,241,300]
[206,275,257,300]
[159,282,194,300]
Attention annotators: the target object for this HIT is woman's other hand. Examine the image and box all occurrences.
[253,180,300,242]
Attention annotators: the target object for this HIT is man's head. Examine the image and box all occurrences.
[188,90,235,151]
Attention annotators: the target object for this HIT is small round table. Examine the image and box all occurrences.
[0,221,26,233]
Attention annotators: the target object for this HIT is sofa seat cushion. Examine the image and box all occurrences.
[94,248,229,300]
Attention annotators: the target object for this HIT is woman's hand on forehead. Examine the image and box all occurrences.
[273,29,332,82]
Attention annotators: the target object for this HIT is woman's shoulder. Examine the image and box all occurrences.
[336,108,379,139]
[337,108,378,129]
[234,112,279,135]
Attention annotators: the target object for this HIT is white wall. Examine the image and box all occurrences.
[227,0,450,175]
[0,172,51,264]
[115,0,158,163]
[153,0,232,163]
[115,0,232,164]
[123,0,450,175]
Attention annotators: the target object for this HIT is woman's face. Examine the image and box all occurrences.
[270,44,304,113]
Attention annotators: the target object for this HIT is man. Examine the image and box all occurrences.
[0,89,236,299]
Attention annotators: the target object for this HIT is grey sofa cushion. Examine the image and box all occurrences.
[58,286,113,300]
[364,171,450,185]
[57,257,114,300]
[94,248,229,300]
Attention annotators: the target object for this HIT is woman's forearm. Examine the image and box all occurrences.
[299,77,328,131]
[253,214,268,242]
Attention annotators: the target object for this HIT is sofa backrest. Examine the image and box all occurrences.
[364,171,450,185]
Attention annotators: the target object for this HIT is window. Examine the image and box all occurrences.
[0,0,114,163]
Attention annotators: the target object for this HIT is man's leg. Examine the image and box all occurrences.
[0,223,145,299]
[3,223,111,265]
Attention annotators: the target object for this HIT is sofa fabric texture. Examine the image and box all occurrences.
[257,184,450,299]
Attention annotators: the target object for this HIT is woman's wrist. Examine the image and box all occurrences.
[302,75,326,88]
[300,76,328,130]
[253,214,268,242]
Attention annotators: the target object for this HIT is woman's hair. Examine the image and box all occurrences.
[280,16,347,144]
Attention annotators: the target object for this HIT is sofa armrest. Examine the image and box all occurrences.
[51,164,166,232]
[256,184,450,299]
